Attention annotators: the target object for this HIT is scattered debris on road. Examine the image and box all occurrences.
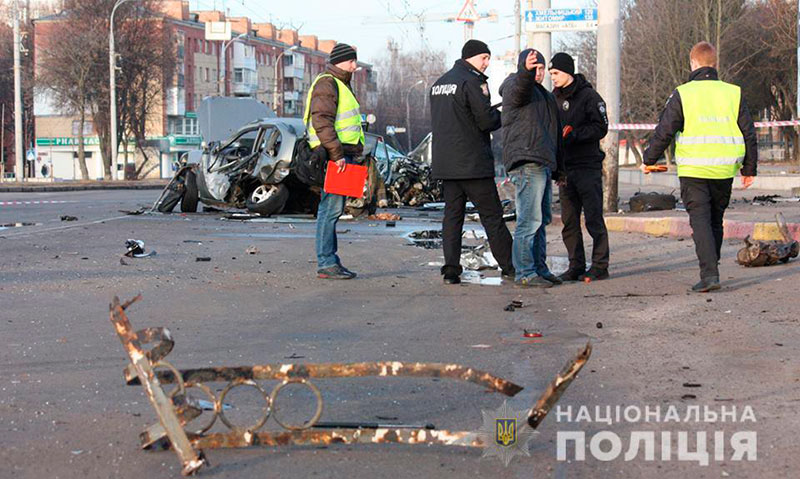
[245,246,260,255]
[629,191,678,212]
[60,215,78,221]
[367,212,402,221]
[195,257,211,262]
[736,213,799,267]
[110,296,591,474]
[124,239,156,258]
[523,329,543,338]
[504,300,524,312]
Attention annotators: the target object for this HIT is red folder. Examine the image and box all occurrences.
[323,161,368,197]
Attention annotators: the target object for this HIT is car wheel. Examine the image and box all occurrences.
[246,183,289,216]
[180,170,199,212]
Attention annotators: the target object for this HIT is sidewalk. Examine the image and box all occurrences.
[0,179,168,192]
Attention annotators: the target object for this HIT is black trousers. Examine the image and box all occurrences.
[442,178,513,274]
[679,177,733,279]
[559,169,610,272]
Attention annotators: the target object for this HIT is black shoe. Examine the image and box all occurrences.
[558,269,585,282]
[443,273,461,285]
[516,276,553,288]
[318,264,357,279]
[580,268,609,282]
[540,272,563,285]
[691,276,720,293]
[501,268,516,281]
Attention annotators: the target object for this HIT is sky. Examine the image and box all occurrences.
[187,0,596,67]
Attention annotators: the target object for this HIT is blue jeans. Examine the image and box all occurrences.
[510,163,549,281]
[316,161,348,268]
[534,167,553,277]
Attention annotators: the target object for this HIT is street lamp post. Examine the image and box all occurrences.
[218,32,247,96]
[405,80,424,152]
[109,0,135,180]
[273,45,298,116]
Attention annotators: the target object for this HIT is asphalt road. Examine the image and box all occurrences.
[0,190,797,478]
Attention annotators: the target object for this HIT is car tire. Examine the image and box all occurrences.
[180,170,199,213]
[246,183,289,216]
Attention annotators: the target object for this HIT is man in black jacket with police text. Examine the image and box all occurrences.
[430,39,514,284]
[550,53,610,282]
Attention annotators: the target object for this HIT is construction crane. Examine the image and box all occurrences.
[365,1,498,43]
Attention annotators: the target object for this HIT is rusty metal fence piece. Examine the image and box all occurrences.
[111,296,591,475]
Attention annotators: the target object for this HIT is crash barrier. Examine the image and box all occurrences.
[110,295,591,475]
[609,120,800,130]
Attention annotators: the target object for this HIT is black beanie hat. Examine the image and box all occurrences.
[549,52,575,76]
[329,43,357,65]
[461,39,491,60]
[517,48,545,70]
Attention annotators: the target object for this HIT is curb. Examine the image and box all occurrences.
[0,182,168,193]
[552,214,800,242]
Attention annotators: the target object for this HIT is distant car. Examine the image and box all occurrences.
[154,98,383,216]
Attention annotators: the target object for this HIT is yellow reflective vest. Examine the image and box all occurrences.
[674,80,745,179]
[303,74,365,148]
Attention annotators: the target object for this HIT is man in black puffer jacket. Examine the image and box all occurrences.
[550,53,610,282]
[430,39,514,284]
[499,48,565,288]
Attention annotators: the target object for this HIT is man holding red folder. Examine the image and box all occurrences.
[303,43,365,279]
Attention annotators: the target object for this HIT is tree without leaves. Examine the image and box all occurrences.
[37,0,176,179]
[371,39,447,152]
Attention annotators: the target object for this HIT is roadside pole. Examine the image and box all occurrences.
[597,0,621,213]
[13,0,24,181]
[527,0,551,90]
[514,0,521,60]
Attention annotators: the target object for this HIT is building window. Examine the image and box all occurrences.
[71,120,93,136]
[205,67,209,82]
[234,68,243,83]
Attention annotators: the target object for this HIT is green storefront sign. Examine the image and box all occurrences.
[36,137,101,147]
[35,135,201,148]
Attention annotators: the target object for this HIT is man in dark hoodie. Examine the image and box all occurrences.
[499,48,565,287]
[550,52,610,282]
[429,39,514,284]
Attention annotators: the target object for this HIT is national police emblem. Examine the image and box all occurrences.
[479,400,535,466]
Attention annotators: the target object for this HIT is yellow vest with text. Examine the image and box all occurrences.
[674,80,745,179]
[303,74,365,148]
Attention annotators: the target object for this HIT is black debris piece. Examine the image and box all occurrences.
[60,215,78,222]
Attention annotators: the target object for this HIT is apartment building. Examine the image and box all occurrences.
[32,0,377,180]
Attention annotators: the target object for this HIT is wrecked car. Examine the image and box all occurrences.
[153,97,382,217]
[376,132,441,207]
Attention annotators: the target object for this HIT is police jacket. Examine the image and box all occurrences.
[643,67,757,176]
[498,49,565,179]
[429,59,501,180]
[552,74,609,171]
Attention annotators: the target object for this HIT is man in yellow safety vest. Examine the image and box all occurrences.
[643,41,757,292]
[303,43,365,279]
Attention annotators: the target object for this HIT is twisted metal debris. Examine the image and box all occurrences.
[110,295,591,475]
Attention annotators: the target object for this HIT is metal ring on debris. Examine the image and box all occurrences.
[216,379,271,432]
[184,382,218,434]
[153,360,185,399]
[269,378,324,431]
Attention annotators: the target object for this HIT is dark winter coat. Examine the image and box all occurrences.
[429,59,501,180]
[552,73,608,171]
[642,67,757,176]
[308,64,364,161]
[498,49,565,179]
